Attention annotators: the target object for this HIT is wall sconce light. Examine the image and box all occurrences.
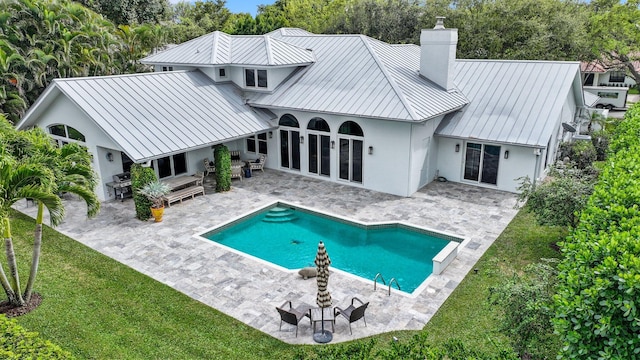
[268,131,273,139]
[331,140,335,149]
[368,146,373,155]
[300,136,304,144]
[455,144,460,152]
[504,150,509,159]
[106,152,114,162]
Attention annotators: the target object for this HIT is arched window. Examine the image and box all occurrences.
[338,121,364,183]
[48,124,86,147]
[307,118,330,132]
[307,117,330,176]
[279,114,300,170]
[279,114,299,128]
[338,121,364,136]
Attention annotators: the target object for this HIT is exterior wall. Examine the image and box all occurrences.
[407,117,443,194]
[597,70,636,87]
[265,110,414,196]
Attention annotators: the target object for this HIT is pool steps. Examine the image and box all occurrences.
[262,207,297,223]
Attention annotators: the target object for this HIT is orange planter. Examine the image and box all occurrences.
[150,206,165,222]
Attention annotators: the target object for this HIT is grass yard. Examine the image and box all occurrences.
[8,207,566,358]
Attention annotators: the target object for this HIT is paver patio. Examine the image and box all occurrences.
[15,170,518,344]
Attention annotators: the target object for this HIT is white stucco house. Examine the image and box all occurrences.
[17,20,588,202]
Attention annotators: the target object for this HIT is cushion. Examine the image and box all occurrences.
[298,267,317,280]
[209,161,214,166]
[255,158,260,163]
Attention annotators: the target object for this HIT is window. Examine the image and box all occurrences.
[246,133,268,154]
[162,66,174,72]
[245,68,267,88]
[48,124,86,147]
[609,71,625,83]
[338,121,364,183]
[219,68,226,77]
[154,153,187,179]
[279,114,300,170]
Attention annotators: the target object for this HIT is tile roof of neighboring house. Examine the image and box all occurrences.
[436,60,582,147]
[581,59,640,73]
[247,34,468,121]
[18,71,275,162]
[140,31,316,66]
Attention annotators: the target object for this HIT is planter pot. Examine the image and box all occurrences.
[150,206,165,222]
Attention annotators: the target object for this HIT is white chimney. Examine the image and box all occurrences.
[420,16,458,91]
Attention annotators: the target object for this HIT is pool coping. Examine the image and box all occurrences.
[194,200,469,299]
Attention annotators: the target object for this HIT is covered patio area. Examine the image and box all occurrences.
[15,170,518,344]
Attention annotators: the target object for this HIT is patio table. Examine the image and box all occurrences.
[162,175,200,191]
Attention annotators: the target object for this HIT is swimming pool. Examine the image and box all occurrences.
[198,202,463,294]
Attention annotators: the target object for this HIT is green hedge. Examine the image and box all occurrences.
[214,145,231,192]
[0,314,74,359]
[554,103,640,358]
[131,164,156,220]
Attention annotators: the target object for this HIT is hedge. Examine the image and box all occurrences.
[0,314,74,359]
[131,164,156,220]
[554,103,640,358]
[214,144,231,192]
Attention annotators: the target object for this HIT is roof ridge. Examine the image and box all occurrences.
[52,70,194,83]
[211,31,219,64]
[361,36,420,121]
[264,35,274,65]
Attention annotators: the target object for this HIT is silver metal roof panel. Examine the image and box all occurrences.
[51,71,274,161]
[436,60,581,147]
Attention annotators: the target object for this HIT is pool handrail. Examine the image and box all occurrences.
[388,278,401,296]
[373,273,386,291]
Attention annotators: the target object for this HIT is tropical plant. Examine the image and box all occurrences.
[137,180,170,209]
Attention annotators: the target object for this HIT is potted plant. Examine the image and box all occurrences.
[137,181,171,222]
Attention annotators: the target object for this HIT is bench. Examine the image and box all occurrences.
[163,185,205,207]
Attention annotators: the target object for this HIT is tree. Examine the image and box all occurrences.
[587,0,640,85]
[77,0,170,25]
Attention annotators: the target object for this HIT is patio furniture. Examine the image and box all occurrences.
[276,301,311,337]
[310,307,335,333]
[334,297,369,334]
[203,159,215,177]
[230,150,243,166]
[163,185,205,206]
[231,165,243,181]
[249,154,266,173]
[194,171,204,186]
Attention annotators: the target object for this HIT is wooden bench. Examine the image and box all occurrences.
[163,185,205,207]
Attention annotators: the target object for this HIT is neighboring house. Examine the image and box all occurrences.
[17,20,587,201]
[581,60,638,109]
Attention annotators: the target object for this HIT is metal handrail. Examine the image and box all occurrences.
[373,273,386,290]
[388,278,401,296]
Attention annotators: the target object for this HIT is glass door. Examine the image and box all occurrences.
[309,134,331,176]
[463,143,500,185]
[280,129,300,170]
[339,138,363,183]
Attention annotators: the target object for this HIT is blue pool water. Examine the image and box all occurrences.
[202,204,454,293]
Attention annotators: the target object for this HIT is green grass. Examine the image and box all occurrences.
[8,208,566,359]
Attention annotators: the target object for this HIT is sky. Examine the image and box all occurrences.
[170,1,276,16]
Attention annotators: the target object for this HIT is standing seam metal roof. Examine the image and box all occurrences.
[140,32,315,66]
[247,34,468,121]
[436,60,581,147]
[49,71,275,162]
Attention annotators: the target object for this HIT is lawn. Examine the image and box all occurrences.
[8,208,566,358]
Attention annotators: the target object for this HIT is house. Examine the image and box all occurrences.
[580,59,640,109]
[17,19,588,201]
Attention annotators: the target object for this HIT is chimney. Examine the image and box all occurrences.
[420,16,458,91]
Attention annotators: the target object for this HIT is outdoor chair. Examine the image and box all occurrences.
[230,165,242,181]
[203,158,215,177]
[334,297,369,334]
[276,301,311,337]
[249,154,266,173]
[194,171,205,186]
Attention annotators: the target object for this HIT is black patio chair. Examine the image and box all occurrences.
[334,297,369,334]
[276,301,311,337]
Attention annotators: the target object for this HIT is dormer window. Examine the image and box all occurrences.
[245,69,267,88]
[162,66,173,72]
[219,68,226,78]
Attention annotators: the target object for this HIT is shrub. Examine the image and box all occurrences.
[516,167,596,227]
[554,102,640,358]
[489,260,559,359]
[562,140,596,169]
[590,129,610,161]
[0,314,74,359]
[214,145,231,192]
[130,164,156,220]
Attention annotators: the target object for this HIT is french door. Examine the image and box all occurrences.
[463,143,500,185]
[309,133,330,176]
[339,138,363,183]
[280,129,300,170]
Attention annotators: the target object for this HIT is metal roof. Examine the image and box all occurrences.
[247,35,468,122]
[21,71,275,162]
[436,60,582,147]
[140,32,315,66]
